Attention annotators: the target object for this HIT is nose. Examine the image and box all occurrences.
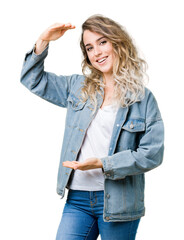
[94,45,102,56]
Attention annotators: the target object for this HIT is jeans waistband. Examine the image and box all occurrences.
[68,189,104,200]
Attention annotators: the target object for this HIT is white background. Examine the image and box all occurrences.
[0,0,184,239]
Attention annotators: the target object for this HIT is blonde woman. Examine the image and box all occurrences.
[20,15,164,240]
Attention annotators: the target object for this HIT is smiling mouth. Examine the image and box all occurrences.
[97,57,108,64]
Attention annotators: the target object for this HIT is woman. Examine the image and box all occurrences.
[20,15,164,240]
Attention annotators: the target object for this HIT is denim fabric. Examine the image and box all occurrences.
[20,45,164,222]
[56,190,140,240]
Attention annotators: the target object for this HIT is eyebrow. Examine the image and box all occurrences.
[85,36,106,47]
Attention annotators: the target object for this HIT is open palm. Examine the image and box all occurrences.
[62,158,103,171]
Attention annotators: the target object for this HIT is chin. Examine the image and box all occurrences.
[101,68,113,75]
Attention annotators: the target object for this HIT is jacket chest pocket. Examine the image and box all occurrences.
[67,93,86,111]
[117,119,146,151]
[122,119,145,132]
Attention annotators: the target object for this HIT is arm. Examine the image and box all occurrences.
[63,118,164,175]
[20,23,76,107]
[100,93,164,180]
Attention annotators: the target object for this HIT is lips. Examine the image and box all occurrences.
[96,56,108,64]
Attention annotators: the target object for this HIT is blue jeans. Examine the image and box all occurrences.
[56,190,140,240]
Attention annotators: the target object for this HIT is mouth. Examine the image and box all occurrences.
[96,56,108,64]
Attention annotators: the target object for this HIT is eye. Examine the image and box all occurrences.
[86,46,93,52]
[100,40,107,45]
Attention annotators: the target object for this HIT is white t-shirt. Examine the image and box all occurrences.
[69,103,119,191]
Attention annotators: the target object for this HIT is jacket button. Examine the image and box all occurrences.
[105,217,110,221]
[130,122,134,129]
[106,194,110,199]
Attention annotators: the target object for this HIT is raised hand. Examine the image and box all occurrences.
[35,23,75,54]
[39,23,76,42]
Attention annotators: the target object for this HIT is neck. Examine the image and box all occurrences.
[102,73,114,87]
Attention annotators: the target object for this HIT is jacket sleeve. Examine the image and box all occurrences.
[20,45,78,108]
[100,92,164,180]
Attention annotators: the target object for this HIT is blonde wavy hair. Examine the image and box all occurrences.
[80,14,148,113]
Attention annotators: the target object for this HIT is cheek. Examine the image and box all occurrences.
[111,51,116,64]
[88,56,98,68]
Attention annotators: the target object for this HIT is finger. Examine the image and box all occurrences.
[62,161,74,168]
[50,23,65,29]
[71,161,84,170]
[72,162,80,170]
[65,23,75,27]
[51,23,75,30]
[61,26,76,31]
[61,23,76,30]
[72,161,79,164]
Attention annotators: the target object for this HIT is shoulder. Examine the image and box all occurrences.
[143,87,162,122]
[70,74,85,87]
[129,87,162,123]
[140,87,159,106]
[69,74,86,98]
[144,87,155,99]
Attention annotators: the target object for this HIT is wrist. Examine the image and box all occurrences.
[97,158,103,168]
[34,38,49,55]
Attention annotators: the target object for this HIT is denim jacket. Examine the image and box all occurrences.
[20,45,164,222]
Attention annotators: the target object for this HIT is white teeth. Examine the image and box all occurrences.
[98,57,107,63]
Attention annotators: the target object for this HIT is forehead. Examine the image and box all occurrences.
[83,30,104,45]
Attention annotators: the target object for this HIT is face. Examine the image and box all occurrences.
[83,30,115,78]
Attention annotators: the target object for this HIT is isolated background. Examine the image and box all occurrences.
[1,0,183,239]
